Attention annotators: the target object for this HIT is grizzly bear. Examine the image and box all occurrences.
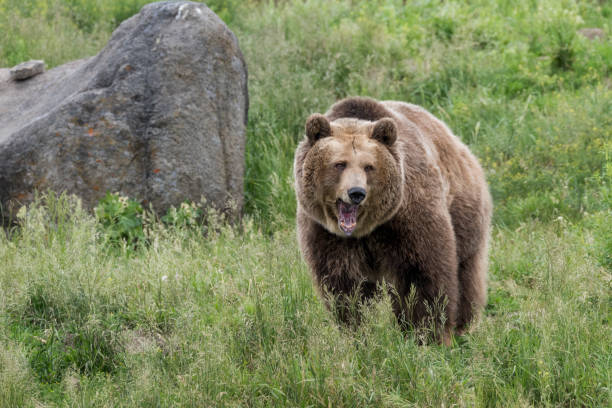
[294,97,492,344]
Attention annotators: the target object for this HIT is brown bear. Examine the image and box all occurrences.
[294,97,492,344]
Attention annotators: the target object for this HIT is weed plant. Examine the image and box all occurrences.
[0,0,611,406]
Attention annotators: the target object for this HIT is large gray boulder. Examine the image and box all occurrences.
[0,1,248,220]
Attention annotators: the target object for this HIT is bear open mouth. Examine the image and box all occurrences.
[337,200,358,235]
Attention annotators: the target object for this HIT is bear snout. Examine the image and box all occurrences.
[348,187,366,204]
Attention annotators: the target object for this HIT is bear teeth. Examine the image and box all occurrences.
[337,201,358,235]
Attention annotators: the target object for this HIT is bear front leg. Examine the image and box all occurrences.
[298,216,377,327]
[317,275,377,327]
[392,208,460,345]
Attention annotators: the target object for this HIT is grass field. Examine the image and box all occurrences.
[1,0,611,406]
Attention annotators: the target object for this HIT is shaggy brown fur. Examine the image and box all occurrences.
[294,97,492,343]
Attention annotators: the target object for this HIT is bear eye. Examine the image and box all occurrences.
[364,165,375,172]
[335,162,347,170]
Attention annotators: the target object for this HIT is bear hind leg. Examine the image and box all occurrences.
[455,241,488,335]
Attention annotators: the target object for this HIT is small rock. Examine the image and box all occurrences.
[9,60,45,80]
[577,28,606,40]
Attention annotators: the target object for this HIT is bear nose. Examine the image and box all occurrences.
[348,187,366,205]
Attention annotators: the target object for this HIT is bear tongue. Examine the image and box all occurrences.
[338,201,358,236]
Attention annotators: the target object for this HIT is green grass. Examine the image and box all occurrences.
[1,195,610,407]
[1,0,611,406]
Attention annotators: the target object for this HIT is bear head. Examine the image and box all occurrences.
[295,114,404,238]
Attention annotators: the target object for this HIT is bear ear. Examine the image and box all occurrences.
[305,114,331,144]
[370,118,397,147]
